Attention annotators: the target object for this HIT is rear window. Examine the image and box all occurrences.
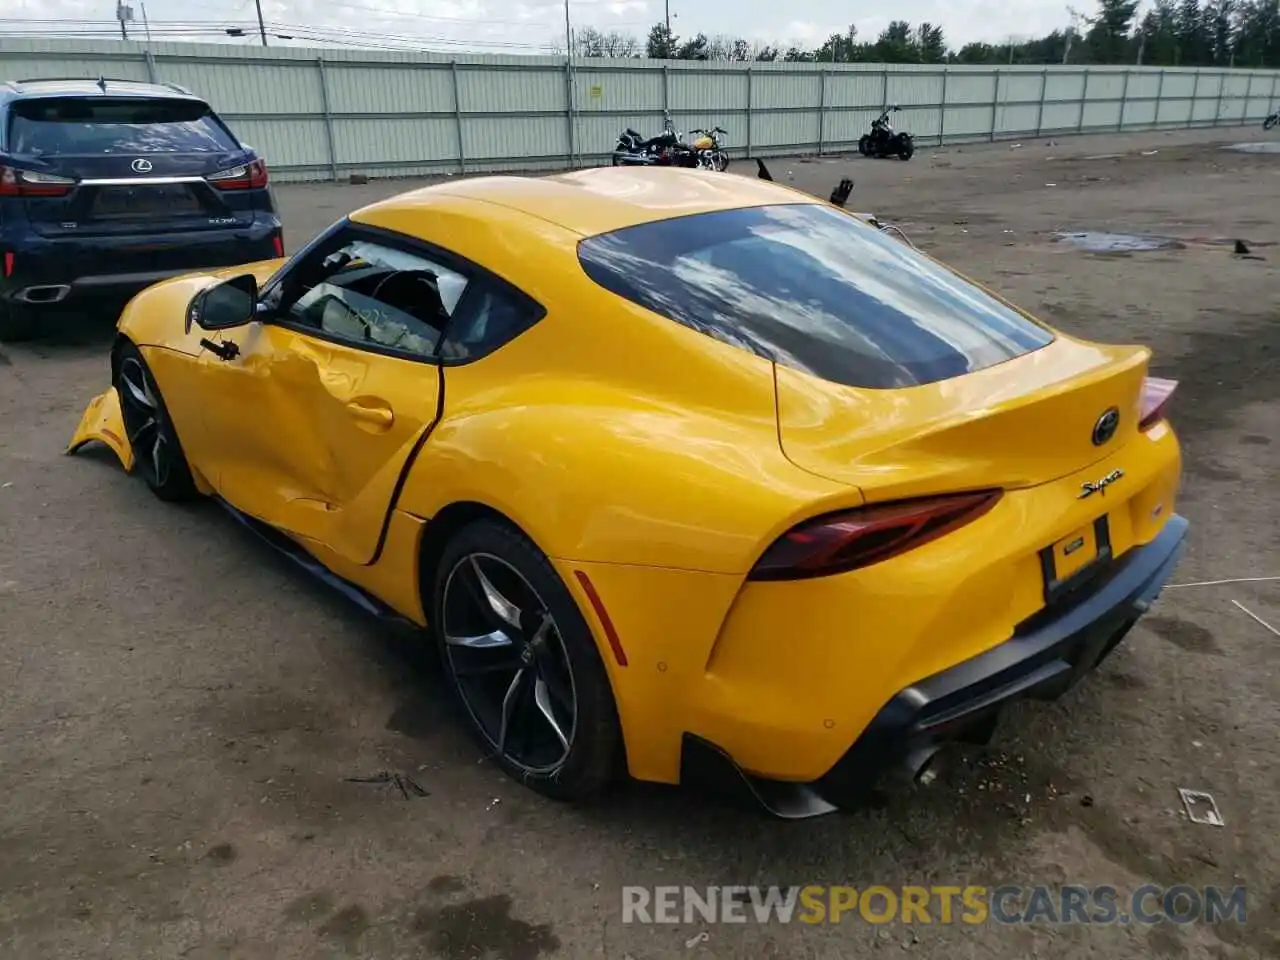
[9,97,239,156]
[576,203,1054,389]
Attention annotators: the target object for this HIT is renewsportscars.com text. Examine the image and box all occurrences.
[621,884,1247,926]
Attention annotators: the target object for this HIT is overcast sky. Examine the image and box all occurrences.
[6,0,1082,55]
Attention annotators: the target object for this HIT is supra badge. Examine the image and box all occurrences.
[1079,468,1124,499]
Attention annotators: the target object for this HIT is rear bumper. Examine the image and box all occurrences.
[679,513,1189,818]
[1,217,282,306]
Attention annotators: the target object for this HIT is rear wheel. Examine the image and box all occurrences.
[433,519,622,802]
[115,341,200,502]
[0,302,36,343]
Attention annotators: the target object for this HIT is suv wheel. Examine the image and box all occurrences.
[0,302,37,343]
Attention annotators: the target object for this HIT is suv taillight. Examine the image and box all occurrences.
[748,491,1003,581]
[0,165,75,197]
[206,158,269,190]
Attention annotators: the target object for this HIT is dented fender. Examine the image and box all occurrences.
[66,386,134,473]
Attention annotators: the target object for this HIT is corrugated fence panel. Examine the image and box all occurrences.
[573,67,661,113]
[0,39,1277,181]
[225,118,328,169]
[827,71,890,108]
[461,64,565,115]
[948,72,997,105]
[670,69,747,113]
[326,63,453,114]
[945,105,998,138]
[167,59,322,115]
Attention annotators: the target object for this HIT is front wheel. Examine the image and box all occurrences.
[897,135,915,161]
[433,519,623,802]
[714,151,730,172]
[858,135,870,156]
[115,341,201,502]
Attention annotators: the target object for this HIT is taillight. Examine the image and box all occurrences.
[207,158,269,190]
[272,233,284,257]
[1139,376,1177,431]
[0,165,75,197]
[3,251,13,277]
[748,490,1003,581]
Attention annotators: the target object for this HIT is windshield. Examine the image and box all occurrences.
[9,97,239,155]
[577,203,1054,389]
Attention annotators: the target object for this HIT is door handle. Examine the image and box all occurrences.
[346,400,394,429]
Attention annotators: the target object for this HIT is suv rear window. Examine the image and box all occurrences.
[577,203,1054,389]
[9,97,240,155]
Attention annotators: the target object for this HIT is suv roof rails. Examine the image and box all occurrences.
[13,76,195,96]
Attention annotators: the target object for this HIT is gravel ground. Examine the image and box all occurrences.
[1,124,1277,960]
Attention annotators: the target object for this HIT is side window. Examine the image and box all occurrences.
[284,238,469,360]
[437,282,542,361]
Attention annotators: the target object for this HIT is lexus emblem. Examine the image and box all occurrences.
[131,158,153,173]
[1091,407,1120,446]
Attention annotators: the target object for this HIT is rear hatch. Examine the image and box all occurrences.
[575,201,1150,501]
[6,95,264,238]
[774,340,1149,501]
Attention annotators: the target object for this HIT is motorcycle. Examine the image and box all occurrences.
[858,105,914,161]
[1264,109,1278,131]
[611,113,699,168]
[688,126,730,171]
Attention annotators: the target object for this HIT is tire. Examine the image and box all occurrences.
[1265,114,1278,131]
[715,152,730,172]
[432,519,623,802]
[0,301,36,343]
[114,341,201,502]
[858,135,870,156]
[897,135,915,161]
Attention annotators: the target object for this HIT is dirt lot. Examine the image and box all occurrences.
[1,125,1278,960]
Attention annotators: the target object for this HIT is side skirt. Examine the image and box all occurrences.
[215,497,416,627]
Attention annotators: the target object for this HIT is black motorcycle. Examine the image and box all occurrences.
[858,105,914,161]
[1264,108,1278,131]
[612,113,698,168]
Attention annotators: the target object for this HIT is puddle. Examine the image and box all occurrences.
[1223,142,1280,153]
[1054,231,1185,253]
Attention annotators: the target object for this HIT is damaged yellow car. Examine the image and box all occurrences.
[69,167,1188,817]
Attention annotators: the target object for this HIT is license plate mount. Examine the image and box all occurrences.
[1039,514,1113,606]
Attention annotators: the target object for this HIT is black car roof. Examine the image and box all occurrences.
[0,77,203,106]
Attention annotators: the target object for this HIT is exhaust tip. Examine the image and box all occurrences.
[15,284,70,304]
[904,746,943,786]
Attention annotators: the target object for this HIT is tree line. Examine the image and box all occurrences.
[569,0,1280,69]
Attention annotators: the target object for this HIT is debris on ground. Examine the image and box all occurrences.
[685,931,710,948]
[345,771,430,799]
[1179,788,1225,826]
[1142,149,1159,155]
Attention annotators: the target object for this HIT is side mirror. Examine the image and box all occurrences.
[193,273,258,331]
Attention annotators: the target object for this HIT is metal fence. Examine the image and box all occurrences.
[3,39,1278,182]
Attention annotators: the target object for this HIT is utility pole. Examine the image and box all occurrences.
[665,1,670,33]
[116,1,130,40]
[254,0,268,46]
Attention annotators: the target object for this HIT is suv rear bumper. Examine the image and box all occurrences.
[679,513,1189,818]
[2,217,282,307]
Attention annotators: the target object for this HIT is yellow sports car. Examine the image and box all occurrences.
[68,167,1187,817]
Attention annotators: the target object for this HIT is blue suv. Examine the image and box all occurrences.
[0,77,283,341]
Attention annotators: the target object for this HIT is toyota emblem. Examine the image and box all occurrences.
[1092,407,1121,446]
[131,158,153,173]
